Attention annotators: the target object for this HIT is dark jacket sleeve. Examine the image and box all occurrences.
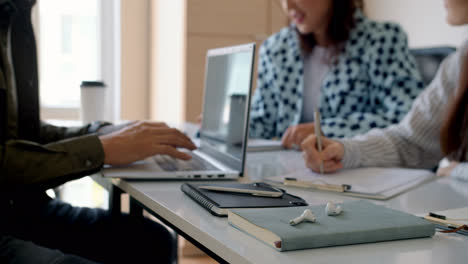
[39,120,133,144]
[0,121,132,190]
[38,121,112,144]
[1,134,105,190]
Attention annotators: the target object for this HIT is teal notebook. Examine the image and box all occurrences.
[228,200,435,251]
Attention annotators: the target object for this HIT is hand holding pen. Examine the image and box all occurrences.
[314,110,325,175]
[301,112,345,173]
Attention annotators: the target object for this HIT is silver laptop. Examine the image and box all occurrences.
[102,43,256,179]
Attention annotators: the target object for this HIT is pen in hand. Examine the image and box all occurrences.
[314,109,324,175]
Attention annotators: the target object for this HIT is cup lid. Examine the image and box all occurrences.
[81,81,106,88]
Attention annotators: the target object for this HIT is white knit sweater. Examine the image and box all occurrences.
[339,41,468,182]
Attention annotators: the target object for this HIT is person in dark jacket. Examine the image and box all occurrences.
[0,0,196,263]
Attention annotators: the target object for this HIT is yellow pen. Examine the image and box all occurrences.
[314,109,324,175]
[284,178,350,192]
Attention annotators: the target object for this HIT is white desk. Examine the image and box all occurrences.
[101,151,468,264]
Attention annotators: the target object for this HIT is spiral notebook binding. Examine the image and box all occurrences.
[182,184,217,214]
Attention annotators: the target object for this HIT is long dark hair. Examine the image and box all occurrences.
[440,53,468,161]
[297,0,364,54]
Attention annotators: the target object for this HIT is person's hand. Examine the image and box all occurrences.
[436,161,459,177]
[281,123,315,149]
[301,134,345,173]
[97,121,137,135]
[99,121,197,166]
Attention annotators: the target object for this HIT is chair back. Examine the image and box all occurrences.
[410,46,456,85]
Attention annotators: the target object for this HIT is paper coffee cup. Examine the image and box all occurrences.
[80,81,106,124]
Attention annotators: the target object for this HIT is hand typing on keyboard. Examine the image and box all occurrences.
[99,121,197,166]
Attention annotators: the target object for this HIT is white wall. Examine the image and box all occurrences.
[365,0,468,48]
[149,0,186,124]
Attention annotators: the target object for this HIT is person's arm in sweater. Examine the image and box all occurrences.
[300,43,466,173]
[450,163,468,181]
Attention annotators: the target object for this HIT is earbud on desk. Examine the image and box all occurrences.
[325,201,342,216]
[289,209,316,225]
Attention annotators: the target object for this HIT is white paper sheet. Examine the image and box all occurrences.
[249,150,436,200]
[269,167,435,195]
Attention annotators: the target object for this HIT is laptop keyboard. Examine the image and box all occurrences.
[152,154,219,172]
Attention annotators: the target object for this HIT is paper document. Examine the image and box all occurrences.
[247,150,306,172]
[247,150,436,200]
[424,206,468,235]
[268,167,435,199]
[429,207,468,226]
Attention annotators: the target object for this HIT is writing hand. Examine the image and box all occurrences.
[436,161,459,177]
[301,134,344,173]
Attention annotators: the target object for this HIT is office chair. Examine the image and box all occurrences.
[410,46,456,85]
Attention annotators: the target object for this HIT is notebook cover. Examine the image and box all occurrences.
[181,182,308,217]
[229,200,435,251]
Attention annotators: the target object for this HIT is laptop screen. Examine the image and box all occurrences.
[199,43,255,173]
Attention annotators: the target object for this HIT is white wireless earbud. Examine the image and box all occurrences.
[325,201,342,216]
[289,209,316,225]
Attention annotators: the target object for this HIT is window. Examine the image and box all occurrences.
[35,0,120,207]
[37,0,101,119]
